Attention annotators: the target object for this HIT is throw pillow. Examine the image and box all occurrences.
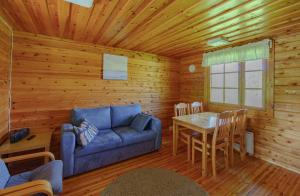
[130,113,152,131]
[74,119,99,146]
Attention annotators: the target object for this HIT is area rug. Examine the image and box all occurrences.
[101,168,209,196]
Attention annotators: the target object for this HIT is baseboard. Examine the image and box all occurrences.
[255,155,300,174]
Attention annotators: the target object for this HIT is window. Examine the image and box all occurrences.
[210,59,266,108]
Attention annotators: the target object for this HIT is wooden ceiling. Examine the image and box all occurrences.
[1,0,300,58]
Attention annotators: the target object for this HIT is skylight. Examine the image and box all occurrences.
[65,0,94,8]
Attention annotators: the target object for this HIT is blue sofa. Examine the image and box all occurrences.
[61,104,162,177]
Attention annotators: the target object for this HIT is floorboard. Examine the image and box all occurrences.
[63,134,300,195]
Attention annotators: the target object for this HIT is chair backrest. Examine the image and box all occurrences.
[233,109,247,136]
[0,159,10,189]
[213,111,234,144]
[174,103,189,117]
[190,102,204,114]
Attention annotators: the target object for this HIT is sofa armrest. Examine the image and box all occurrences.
[60,123,76,177]
[150,117,162,150]
[0,180,53,196]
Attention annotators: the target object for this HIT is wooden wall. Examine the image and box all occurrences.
[0,17,12,143]
[12,32,180,154]
[179,32,300,173]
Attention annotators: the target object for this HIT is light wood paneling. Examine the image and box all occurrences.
[0,16,12,142]
[61,134,300,195]
[12,31,180,155]
[179,32,300,173]
[0,0,300,57]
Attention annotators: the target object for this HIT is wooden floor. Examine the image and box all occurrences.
[63,134,300,196]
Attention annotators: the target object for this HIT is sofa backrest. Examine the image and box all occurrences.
[111,104,141,128]
[71,106,111,130]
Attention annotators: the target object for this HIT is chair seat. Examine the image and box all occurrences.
[113,126,156,146]
[6,160,63,194]
[75,129,123,157]
[192,134,226,149]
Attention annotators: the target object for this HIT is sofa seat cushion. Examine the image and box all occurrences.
[113,126,156,146]
[111,104,141,128]
[6,171,31,188]
[75,129,122,157]
[72,106,111,130]
[6,160,63,194]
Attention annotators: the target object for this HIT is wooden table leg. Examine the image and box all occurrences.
[173,122,179,156]
[202,132,207,176]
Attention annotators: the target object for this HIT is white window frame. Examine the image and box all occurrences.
[209,59,267,110]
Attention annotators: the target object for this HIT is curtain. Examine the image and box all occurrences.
[202,39,272,67]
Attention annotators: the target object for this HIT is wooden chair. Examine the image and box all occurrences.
[192,111,234,176]
[230,109,247,165]
[190,101,204,114]
[174,103,199,161]
[0,152,61,196]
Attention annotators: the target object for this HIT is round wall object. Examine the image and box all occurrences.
[188,64,196,73]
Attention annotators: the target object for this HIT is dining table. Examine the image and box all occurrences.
[172,112,218,176]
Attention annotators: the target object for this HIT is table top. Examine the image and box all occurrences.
[0,132,52,155]
[172,112,218,130]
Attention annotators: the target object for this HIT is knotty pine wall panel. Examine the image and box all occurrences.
[0,17,12,142]
[12,32,180,155]
[179,32,300,173]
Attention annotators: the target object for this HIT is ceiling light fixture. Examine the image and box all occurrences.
[65,0,94,8]
[207,37,230,47]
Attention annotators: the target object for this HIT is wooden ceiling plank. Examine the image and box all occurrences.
[0,5,20,30]
[14,0,40,33]
[94,0,131,43]
[169,20,300,58]
[72,5,94,41]
[105,0,157,46]
[84,0,119,43]
[1,0,34,33]
[99,0,147,45]
[140,0,282,53]
[159,7,300,55]
[148,1,300,54]
[126,0,250,50]
[28,0,56,36]
[57,0,70,37]
[114,0,176,48]
[47,0,60,37]
[81,1,106,42]
[128,0,225,51]
[115,0,203,49]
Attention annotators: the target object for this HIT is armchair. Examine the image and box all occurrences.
[0,152,63,196]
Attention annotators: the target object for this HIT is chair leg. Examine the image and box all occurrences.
[192,140,195,164]
[187,137,191,161]
[240,136,246,161]
[224,142,229,170]
[212,147,217,177]
[230,136,234,166]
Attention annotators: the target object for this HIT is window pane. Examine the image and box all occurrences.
[225,62,239,72]
[211,89,223,103]
[245,59,263,71]
[225,73,239,88]
[211,64,224,73]
[211,74,224,88]
[245,71,262,88]
[245,89,263,107]
[225,89,239,104]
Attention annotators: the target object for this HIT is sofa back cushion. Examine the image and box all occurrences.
[72,106,111,130]
[130,113,152,131]
[111,104,142,128]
